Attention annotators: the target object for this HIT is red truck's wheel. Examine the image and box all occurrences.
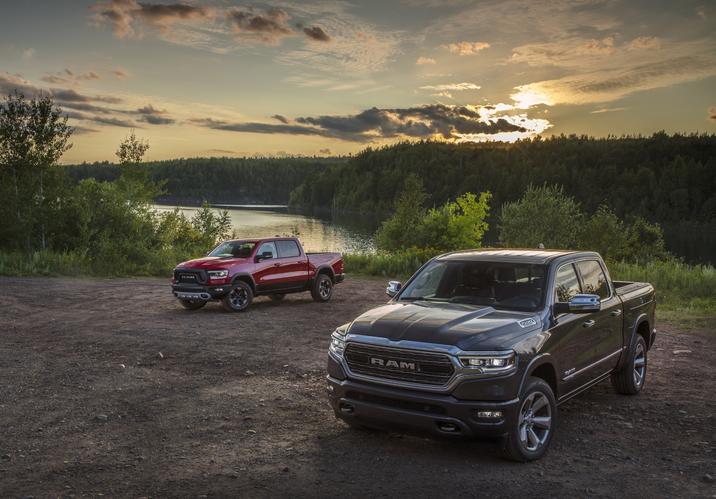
[311,274,333,302]
[221,281,253,312]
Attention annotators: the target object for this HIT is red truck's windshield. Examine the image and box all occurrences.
[209,241,257,258]
[400,260,547,312]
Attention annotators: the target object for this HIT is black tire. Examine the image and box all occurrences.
[611,334,647,395]
[178,299,207,310]
[268,294,286,302]
[501,377,557,462]
[311,273,333,302]
[221,281,253,312]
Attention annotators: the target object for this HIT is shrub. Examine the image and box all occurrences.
[500,184,582,249]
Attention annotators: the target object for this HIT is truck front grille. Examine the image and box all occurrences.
[344,343,455,386]
[173,269,208,284]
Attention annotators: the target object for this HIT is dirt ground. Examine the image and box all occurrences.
[0,276,714,498]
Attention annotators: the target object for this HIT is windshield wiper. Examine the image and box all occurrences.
[400,296,440,302]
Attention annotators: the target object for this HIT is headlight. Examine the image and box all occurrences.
[459,352,516,373]
[208,270,228,279]
[328,324,349,357]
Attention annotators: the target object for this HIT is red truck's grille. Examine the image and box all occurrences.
[344,343,455,386]
[173,269,208,284]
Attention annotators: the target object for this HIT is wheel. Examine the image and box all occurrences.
[268,294,286,302]
[178,299,206,310]
[221,281,253,312]
[311,274,333,302]
[501,377,556,462]
[611,335,647,395]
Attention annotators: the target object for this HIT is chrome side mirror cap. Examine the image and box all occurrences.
[554,294,601,315]
[386,281,402,297]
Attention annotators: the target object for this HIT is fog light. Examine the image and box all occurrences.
[476,410,503,419]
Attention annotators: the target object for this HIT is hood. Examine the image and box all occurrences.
[347,301,540,351]
[176,256,249,269]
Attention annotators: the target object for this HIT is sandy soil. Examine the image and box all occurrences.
[0,276,714,498]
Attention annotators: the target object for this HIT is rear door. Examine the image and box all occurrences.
[275,239,309,290]
[575,259,623,372]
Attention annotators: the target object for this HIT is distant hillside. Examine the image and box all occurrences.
[288,134,716,264]
[64,156,342,205]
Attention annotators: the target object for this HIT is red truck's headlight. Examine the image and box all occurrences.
[208,270,228,280]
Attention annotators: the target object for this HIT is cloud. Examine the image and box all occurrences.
[590,107,627,114]
[511,55,716,107]
[627,36,661,50]
[136,104,175,125]
[90,0,212,38]
[41,69,102,86]
[443,41,490,55]
[303,26,331,42]
[192,103,550,143]
[271,114,289,124]
[21,48,35,60]
[419,82,481,92]
[226,7,293,45]
[318,148,332,155]
[416,56,436,65]
[709,107,716,121]
[111,68,130,80]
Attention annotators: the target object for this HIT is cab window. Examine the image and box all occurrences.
[554,264,581,303]
[256,242,277,259]
[276,240,300,258]
[577,260,610,299]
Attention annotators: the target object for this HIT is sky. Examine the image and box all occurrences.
[1,0,715,163]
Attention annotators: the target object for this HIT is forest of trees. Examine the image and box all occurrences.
[63,134,716,264]
[287,135,716,264]
[65,156,341,205]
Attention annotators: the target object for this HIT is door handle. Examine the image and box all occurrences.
[582,320,596,328]
[273,263,281,267]
[610,309,623,317]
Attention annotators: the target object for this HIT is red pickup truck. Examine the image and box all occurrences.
[171,237,344,312]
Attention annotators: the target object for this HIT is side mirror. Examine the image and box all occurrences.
[554,294,601,314]
[386,281,402,297]
[256,252,273,262]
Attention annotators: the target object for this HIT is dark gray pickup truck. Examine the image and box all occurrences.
[326,249,656,461]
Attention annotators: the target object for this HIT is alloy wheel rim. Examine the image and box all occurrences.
[230,288,248,308]
[633,343,646,387]
[319,279,331,298]
[518,392,552,452]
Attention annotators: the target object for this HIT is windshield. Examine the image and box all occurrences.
[399,260,546,312]
[209,241,256,258]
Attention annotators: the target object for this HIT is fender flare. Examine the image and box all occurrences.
[314,264,335,280]
[615,312,650,370]
[231,272,256,292]
[517,353,558,398]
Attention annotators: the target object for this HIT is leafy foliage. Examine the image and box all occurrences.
[0,93,232,275]
[499,185,581,249]
[375,176,491,252]
[288,137,716,263]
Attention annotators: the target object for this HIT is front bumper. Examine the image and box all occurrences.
[334,273,345,283]
[171,283,230,300]
[327,374,519,438]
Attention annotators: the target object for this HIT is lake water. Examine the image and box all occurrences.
[153,204,376,253]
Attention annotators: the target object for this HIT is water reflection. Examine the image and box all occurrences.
[153,205,375,253]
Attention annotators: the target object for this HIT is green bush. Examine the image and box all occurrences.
[376,175,491,252]
[500,184,582,249]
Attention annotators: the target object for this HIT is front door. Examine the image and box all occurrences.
[549,262,596,395]
[253,241,283,292]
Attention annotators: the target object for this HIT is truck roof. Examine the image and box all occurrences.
[437,248,585,264]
